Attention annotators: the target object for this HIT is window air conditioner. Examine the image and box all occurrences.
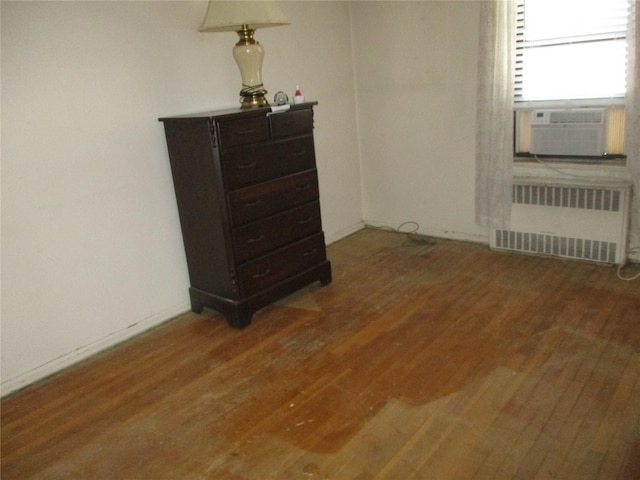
[530,108,606,157]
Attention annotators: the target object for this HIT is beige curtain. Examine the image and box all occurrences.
[626,1,640,252]
[475,0,516,230]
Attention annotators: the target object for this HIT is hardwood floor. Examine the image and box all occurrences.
[2,228,639,479]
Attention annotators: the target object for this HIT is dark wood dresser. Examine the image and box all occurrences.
[159,102,332,328]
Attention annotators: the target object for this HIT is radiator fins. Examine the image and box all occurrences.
[513,184,620,211]
[490,182,630,265]
[493,230,617,264]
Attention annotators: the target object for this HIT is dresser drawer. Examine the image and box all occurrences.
[232,201,322,263]
[227,170,319,226]
[237,233,327,296]
[270,109,314,138]
[222,136,316,189]
[218,116,270,149]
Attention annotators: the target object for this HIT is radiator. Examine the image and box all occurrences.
[490,177,632,264]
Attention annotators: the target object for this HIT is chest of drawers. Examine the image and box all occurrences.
[159,103,332,328]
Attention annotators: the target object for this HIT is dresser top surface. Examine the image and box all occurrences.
[159,101,317,122]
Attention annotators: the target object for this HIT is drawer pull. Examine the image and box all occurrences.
[252,268,271,279]
[237,161,257,169]
[303,248,318,257]
[237,128,257,135]
[298,216,314,225]
[296,183,311,191]
[243,199,263,208]
[291,150,307,157]
[247,234,265,244]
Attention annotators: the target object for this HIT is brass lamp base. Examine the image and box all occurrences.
[240,95,269,108]
[240,96,269,108]
[240,89,269,108]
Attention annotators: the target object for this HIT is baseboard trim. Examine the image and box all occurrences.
[1,225,367,398]
[5,223,633,398]
[362,219,489,246]
[1,302,191,398]
[325,221,366,245]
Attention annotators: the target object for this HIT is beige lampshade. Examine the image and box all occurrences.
[199,1,289,32]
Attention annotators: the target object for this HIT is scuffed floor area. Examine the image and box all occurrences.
[2,229,639,479]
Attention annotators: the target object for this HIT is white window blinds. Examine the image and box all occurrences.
[515,0,632,102]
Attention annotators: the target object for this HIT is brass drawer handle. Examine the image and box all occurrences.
[291,150,307,157]
[243,199,263,208]
[298,216,314,225]
[296,183,311,191]
[237,128,257,135]
[303,248,318,257]
[247,234,265,244]
[252,268,271,279]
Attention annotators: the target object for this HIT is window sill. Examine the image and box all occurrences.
[514,154,626,167]
[513,156,631,184]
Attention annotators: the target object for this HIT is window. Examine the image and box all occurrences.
[514,0,634,158]
[515,0,631,103]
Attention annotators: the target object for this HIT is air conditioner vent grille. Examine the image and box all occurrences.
[530,108,606,156]
[513,184,620,212]
[549,110,603,124]
[494,230,617,264]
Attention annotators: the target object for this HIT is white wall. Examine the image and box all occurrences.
[269,2,363,242]
[351,1,486,243]
[1,0,362,395]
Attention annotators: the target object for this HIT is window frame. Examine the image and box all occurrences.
[513,0,633,162]
[514,0,630,106]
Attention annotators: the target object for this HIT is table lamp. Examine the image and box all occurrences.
[199,1,290,108]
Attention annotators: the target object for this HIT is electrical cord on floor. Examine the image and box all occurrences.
[365,220,638,280]
[364,221,437,247]
[617,248,640,281]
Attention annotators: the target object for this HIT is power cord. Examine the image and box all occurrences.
[617,248,640,281]
[533,155,601,180]
[365,220,638,280]
[364,221,437,247]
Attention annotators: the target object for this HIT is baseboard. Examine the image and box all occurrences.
[1,225,366,398]
[362,219,489,246]
[325,221,366,245]
[5,223,632,398]
[0,302,191,398]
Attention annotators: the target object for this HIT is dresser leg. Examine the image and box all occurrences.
[189,288,210,315]
[319,261,332,286]
[190,298,204,314]
[225,310,253,329]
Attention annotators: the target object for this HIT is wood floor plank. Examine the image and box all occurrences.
[2,229,639,480]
